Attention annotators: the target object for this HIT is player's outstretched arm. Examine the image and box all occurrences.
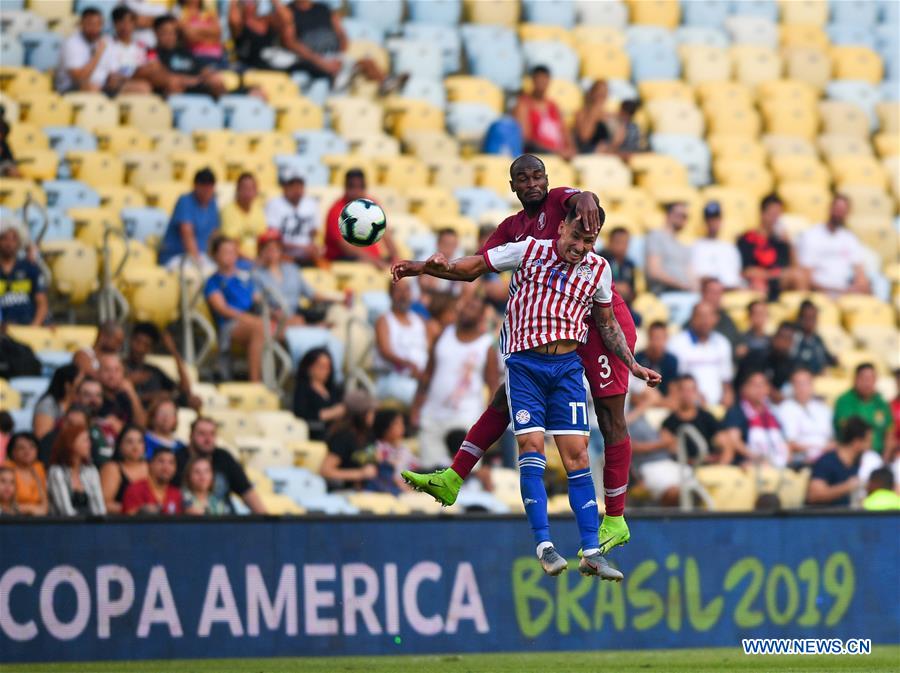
[392,253,489,283]
[591,303,662,388]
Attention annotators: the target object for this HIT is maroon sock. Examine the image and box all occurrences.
[449,405,510,480]
[603,438,632,516]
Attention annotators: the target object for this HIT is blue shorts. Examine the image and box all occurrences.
[505,350,590,436]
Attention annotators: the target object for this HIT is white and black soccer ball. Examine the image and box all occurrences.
[339,198,387,247]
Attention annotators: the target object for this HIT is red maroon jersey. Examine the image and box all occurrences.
[478,186,624,306]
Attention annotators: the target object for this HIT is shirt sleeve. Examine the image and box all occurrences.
[171,195,192,224]
[203,274,220,299]
[48,466,75,516]
[548,186,581,211]
[477,216,514,255]
[484,239,530,273]
[718,336,734,382]
[592,260,614,306]
[222,452,252,496]
[721,406,744,431]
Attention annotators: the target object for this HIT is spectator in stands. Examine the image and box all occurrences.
[628,383,684,506]
[514,66,576,160]
[645,202,697,295]
[97,353,147,430]
[372,409,417,494]
[39,390,113,467]
[103,5,155,95]
[574,80,611,154]
[181,455,228,515]
[0,223,48,326]
[100,424,148,514]
[123,446,183,515]
[175,0,225,68]
[739,194,808,300]
[0,465,17,515]
[144,398,187,458]
[660,375,724,465]
[635,321,679,396]
[694,277,741,350]
[669,302,733,407]
[321,390,378,491]
[0,113,21,178]
[159,168,219,268]
[55,7,109,92]
[418,229,462,297]
[599,227,636,304]
[221,174,267,260]
[264,169,321,265]
[862,467,900,510]
[175,417,266,513]
[797,194,870,296]
[834,363,895,458]
[374,279,428,406]
[204,236,265,382]
[325,169,398,268]
[48,420,106,516]
[807,416,870,507]
[229,0,293,71]
[691,202,742,289]
[740,300,770,360]
[293,347,345,441]
[126,322,197,409]
[149,14,226,96]
[776,368,834,465]
[123,0,168,46]
[3,432,48,515]
[720,371,791,468]
[790,300,836,375]
[736,322,796,402]
[412,295,498,469]
[423,293,457,351]
[32,364,81,440]
[74,321,126,376]
[610,99,645,157]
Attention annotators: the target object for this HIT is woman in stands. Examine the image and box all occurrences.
[3,432,48,516]
[252,229,317,331]
[144,398,187,459]
[293,347,345,442]
[48,420,106,516]
[32,364,81,440]
[176,0,226,68]
[320,390,378,491]
[371,409,416,495]
[181,455,228,515]
[575,80,612,154]
[100,424,149,515]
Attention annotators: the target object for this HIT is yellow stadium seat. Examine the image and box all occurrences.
[300,267,340,295]
[7,122,48,153]
[1,66,51,97]
[470,154,516,197]
[224,155,277,187]
[572,155,632,191]
[599,186,659,230]
[695,81,753,108]
[15,149,58,181]
[429,157,474,192]
[345,492,410,515]
[351,133,400,157]
[883,156,900,196]
[6,325,64,353]
[817,324,855,355]
[407,186,460,223]
[291,440,327,472]
[853,326,900,370]
[627,0,680,27]
[464,0,520,25]
[779,23,829,50]
[818,133,873,159]
[66,151,125,189]
[761,103,819,140]
[778,182,831,222]
[700,186,758,234]
[403,132,460,161]
[875,133,899,158]
[272,96,323,132]
[205,408,260,446]
[119,94,172,131]
[632,293,670,324]
[149,129,192,155]
[830,46,883,84]
[756,79,818,107]
[142,181,186,215]
[518,23,573,47]
[321,154,377,186]
[54,325,100,352]
[329,261,390,293]
[169,151,225,183]
[778,291,840,326]
[243,70,299,99]
[782,47,832,91]
[218,382,280,411]
[384,99,445,137]
[580,44,630,80]
[647,98,705,136]
[107,239,157,275]
[0,93,19,124]
[731,46,783,87]
[40,239,100,304]
[630,153,690,190]
[0,179,44,208]
[707,135,767,163]
[65,92,119,131]
[16,92,72,126]
[571,25,626,49]
[246,131,295,158]
[192,129,251,157]
[70,207,121,248]
[840,185,895,217]
[327,96,383,140]
[95,126,152,153]
[536,154,576,187]
[829,156,888,190]
[819,100,871,138]
[0,381,20,411]
[376,155,430,190]
[714,160,774,200]
[838,294,897,330]
[98,185,145,213]
[705,105,761,137]
[762,134,817,156]
[779,0,828,24]
[770,154,830,188]
[813,375,850,405]
[429,215,479,247]
[876,102,900,134]
[639,80,694,104]
[836,348,888,376]
[681,45,731,85]
[848,216,895,262]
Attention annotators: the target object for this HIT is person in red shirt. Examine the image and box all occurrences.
[324,168,399,268]
[122,446,183,515]
[513,66,576,161]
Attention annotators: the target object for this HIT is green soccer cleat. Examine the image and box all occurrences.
[401,467,463,507]
[598,514,631,555]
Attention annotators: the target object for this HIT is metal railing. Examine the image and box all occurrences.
[255,280,294,393]
[675,424,716,511]
[97,226,130,324]
[178,255,216,368]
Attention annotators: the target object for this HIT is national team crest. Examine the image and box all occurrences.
[576,264,593,280]
[537,212,546,230]
[515,409,531,424]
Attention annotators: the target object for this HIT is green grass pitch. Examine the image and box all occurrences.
[4,647,899,673]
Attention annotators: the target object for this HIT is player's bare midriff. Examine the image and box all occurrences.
[531,339,580,355]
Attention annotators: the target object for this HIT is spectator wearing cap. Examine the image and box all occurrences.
[321,390,379,491]
[0,222,48,326]
[807,416,871,507]
[158,168,219,269]
[221,173,267,260]
[690,201,742,289]
[325,169,398,268]
[264,169,320,265]
[834,364,895,458]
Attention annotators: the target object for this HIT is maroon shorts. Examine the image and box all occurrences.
[577,300,637,399]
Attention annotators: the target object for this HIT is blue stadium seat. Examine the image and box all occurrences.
[1,10,48,37]
[19,31,62,72]
[297,494,360,515]
[626,26,678,55]
[341,17,385,45]
[22,207,74,243]
[9,376,49,410]
[881,0,900,24]
[724,15,778,48]
[650,134,712,187]
[265,467,327,499]
[404,230,438,258]
[522,40,580,82]
[44,127,98,159]
[74,0,118,23]
[880,80,899,101]
[683,0,730,27]
[631,45,682,82]
[454,187,510,220]
[403,23,462,74]
[728,0,778,21]
[41,180,101,211]
[408,0,461,25]
[828,24,877,49]
[455,490,510,513]
[360,290,391,322]
[9,409,32,433]
[831,0,879,26]
[390,40,445,80]
[273,155,330,186]
[220,95,275,132]
[401,77,447,109]
[0,37,24,66]
[469,44,523,91]
[293,129,349,158]
[461,24,518,60]
[607,79,639,102]
[446,102,500,142]
[676,26,731,48]
[36,351,72,376]
[121,207,169,243]
[827,81,881,123]
[168,94,224,133]
[347,0,404,32]
[575,0,627,28]
[1,0,24,9]
[875,24,898,63]
[284,326,345,377]
[522,0,576,27]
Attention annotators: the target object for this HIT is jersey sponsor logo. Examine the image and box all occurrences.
[537,212,546,231]
[515,409,531,424]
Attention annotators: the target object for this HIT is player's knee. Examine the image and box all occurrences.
[516,434,544,455]
[567,450,590,472]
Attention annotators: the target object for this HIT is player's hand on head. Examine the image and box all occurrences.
[575,193,602,236]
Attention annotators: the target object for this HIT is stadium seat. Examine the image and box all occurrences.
[778,182,831,222]
[121,207,168,245]
[0,37,24,66]
[293,129,349,159]
[141,181,185,215]
[819,100,873,137]
[327,97,383,140]
[390,39,445,82]
[220,95,275,132]
[119,267,179,328]
[830,46,884,84]
[7,122,48,154]
[446,102,498,143]
[469,42,524,91]
[831,0,879,26]
[118,94,172,131]
[681,45,732,84]
[730,45,783,86]
[348,0,404,31]
[631,153,691,190]
[464,0,520,25]
[9,376,49,410]
[707,135,767,163]
[41,179,100,211]
[827,81,881,127]
[574,0,627,27]
[40,239,99,304]
[714,160,773,199]
[15,149,57,180]
[724,15,778,48]
[829,156,888,189]
[0,179,44,209]
[780,0,829,24]
[408,0,462,25]
[828,24,877,50]
[16,91,72,126]
[770,155,831,188]
[631,43,682,82]
[65,92,119,131]
[780,23,829,50]
[782,47,832,91]
[284,326,345,372]
[19,30,61,72]
[168,94,224,133]
[761,103,819,140]
[274,155,330,187]
[818,133,873,159]
[580,44,631,80]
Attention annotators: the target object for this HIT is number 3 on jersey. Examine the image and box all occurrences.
[597,355,612,379]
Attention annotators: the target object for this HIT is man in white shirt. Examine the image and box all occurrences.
[374,279,428,406]
[690,201,742,289]
[776,367,834,465]
[101,6,154,95]
[264,169,320,265]
[55,7,109,92]
[796,194,870,295]
[668,302,734,407]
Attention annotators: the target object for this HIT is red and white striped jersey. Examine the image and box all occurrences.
[484,237,613,354]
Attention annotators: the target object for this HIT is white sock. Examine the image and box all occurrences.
[536,541,554,558]
[583,548,600,556]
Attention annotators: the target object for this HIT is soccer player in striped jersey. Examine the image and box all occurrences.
[393,202,660,578]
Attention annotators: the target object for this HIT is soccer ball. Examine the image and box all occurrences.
[339,198,387,247]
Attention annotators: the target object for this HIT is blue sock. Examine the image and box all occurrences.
[568,468,600,553]
[518,453,550,546]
